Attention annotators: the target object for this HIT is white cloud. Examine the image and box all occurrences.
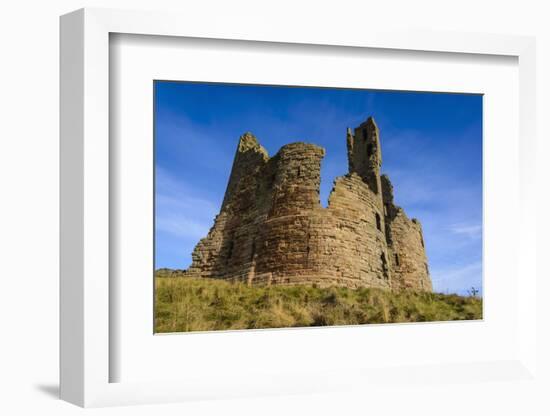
[156,111,235,174]
[155,168,218,239]
[449,223,482,240]
[430,261,482,295]
[431,261,482,282]
[156,215,212,240]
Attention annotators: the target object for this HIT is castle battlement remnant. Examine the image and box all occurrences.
[185,117,433,291]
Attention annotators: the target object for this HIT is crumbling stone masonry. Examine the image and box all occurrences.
[185,117,433,291]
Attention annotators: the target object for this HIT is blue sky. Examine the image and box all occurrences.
[155,81,483,296]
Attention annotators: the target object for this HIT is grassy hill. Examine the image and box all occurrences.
[155,273,482,333]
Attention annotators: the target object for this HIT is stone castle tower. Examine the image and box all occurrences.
[185,117,433,291]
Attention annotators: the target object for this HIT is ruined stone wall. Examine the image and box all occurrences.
[186,133,271,280]
[388,214,432,291]
[318,174,392,289]
[254,143,326,285]
[381,175,432,291]
[185,118,433,292]
[347,117,383,196]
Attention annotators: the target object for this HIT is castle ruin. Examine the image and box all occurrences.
[185,117,433,291]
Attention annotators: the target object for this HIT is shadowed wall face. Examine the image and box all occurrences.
[186,118,432,291]
[381,175,432,291]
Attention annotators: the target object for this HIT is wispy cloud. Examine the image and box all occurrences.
[155,168,219,267]
[449,223,482,240]
[431,261,482,283]
[156,168,219,211]
[155,193,216,239]
[156,215,211,240]
[156,110,235,176]
[377,125,482,295]
[430,261,483,295]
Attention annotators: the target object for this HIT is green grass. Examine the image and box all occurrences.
[154,275,482,333]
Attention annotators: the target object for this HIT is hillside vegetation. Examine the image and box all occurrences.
[155,273,482,333]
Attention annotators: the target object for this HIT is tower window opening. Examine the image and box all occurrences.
[226,240,234,263]
[375,212,381,231]
[381,252,389,279]
[250,239,256,262]
[394,253,400,266]
[306,233,311,266]
[367,143,374,157]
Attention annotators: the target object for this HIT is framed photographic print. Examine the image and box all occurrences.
[153,81,483,334]
[60,7,538,408]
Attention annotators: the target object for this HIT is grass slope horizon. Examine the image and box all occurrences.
[155,269,482,333]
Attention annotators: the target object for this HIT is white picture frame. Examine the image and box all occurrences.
[60,7,538,408]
